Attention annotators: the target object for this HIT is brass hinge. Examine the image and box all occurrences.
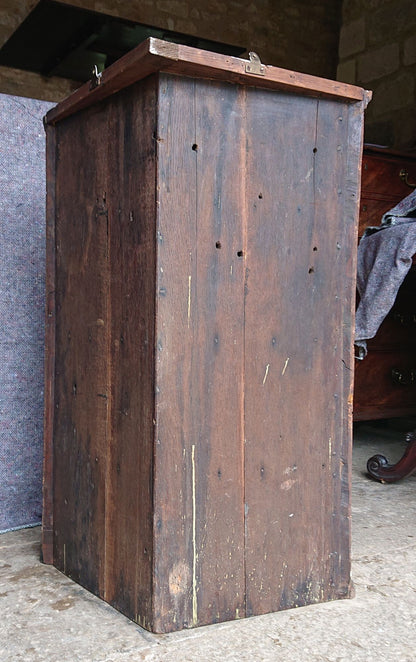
[245,52,265,76]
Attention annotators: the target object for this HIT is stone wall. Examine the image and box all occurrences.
[338,0,416,151]
[0,0,343,101]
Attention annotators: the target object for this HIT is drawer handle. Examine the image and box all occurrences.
[391,368,416,385]
[399,169,416,188]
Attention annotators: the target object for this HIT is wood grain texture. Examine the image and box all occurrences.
[191,79,246,627]
[152,74,198,631]
[51,78,157,623]
[45,64,366,632]
[45,38,371,127]
[154,75,247,631]
[103,77,157,627]
[243,91,357,614]
[53,102,111,595]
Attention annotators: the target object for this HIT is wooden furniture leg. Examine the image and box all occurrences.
[367,430,416,482]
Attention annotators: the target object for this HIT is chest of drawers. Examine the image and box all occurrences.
[353,148,416,421]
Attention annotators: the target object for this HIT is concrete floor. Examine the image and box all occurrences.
[1,421,416,662]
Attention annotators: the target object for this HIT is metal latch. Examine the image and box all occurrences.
[245,52,265,76]
[90,65,102,90]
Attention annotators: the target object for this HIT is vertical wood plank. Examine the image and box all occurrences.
[153,73,198,632]
[336,98,366,586]
[154,75,247,632]
[191,79,246,625]
[42,123,56,565]
[53,105,111,596]
[104,77,157,629]
[244,89,356,615]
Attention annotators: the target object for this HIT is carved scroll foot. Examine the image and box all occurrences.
[367,430,416,483]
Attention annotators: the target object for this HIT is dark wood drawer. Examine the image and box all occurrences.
[354,148,416,421]
[359,151,416,237]
[361,153,416,197]
[354,349,416,420]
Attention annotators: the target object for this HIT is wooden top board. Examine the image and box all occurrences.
[45,37,372,126]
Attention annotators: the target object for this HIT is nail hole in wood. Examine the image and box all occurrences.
[309,267,315,274]
[216,241,222,249]
[192,143,198,151]
[237,250,244,257]
[313,147,318,153]
[258,193,263,199]
[313,246,318,251]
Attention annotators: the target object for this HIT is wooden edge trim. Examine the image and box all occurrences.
[45,37,371,126]
[44,39,179,125]
[162,41,371,105]
[42,124,56,566]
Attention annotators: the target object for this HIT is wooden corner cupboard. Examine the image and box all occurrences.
[42,38,370,633]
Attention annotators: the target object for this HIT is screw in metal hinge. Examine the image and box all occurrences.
[245,52,265,76]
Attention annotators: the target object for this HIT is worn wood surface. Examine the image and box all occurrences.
[44,64,366,632]
[243,92,359,614]
[154,75,247,630]
[50,77,157,623]
[103,77,157,626]
[44,38,370,128]
[53,99,111,596]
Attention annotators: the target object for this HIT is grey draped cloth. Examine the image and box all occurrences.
[355,188,416,359]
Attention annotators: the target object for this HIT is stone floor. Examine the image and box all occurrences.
[1,420,416,662]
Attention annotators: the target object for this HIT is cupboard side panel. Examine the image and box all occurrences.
[53,108,111,595]
[244,91,357,615]
[104,77,157,628]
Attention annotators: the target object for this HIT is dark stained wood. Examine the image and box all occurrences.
[151,74,199,631]
[43,39,368,633]
[45,38,371,128]
[52,101,111,596]
[151,75,247,632]
[354,148,416,421]
[48,78,157,626]
[354,348,416,421]
[42,124,56,566]
[358,150,416,238]
[367,430,416,482]
[104,77,157,627]
[243,92,358,615]
[190,78,246,626]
